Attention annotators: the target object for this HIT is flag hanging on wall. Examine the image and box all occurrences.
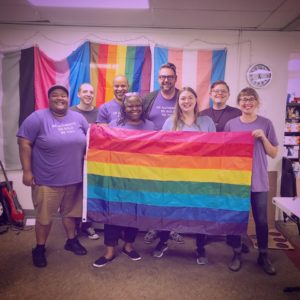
[84,125,253,235]
[90,43,151,107]
[154,46,227,110]
[34,41,90,109]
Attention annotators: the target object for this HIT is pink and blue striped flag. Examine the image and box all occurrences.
[154,46,227,110]
[84,125,253,235]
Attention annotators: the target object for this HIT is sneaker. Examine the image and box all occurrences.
[32,247,47,268]
[93,255,116,268]
[144,230,158,244]
[84,227,100,240]
[196,248,208,265]
[64,238,87,255]
[257,253,276,275]
[122,248,141,261]
[152,242,168,258]
[229,252,242,272]
[196,255,208,265]
[169,231,184,244]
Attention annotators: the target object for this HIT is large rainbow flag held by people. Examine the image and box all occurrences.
[84,125,254,235]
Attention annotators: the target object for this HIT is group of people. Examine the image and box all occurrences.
[17,62,278,276]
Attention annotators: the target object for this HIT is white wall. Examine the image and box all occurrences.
[1,24,300,209]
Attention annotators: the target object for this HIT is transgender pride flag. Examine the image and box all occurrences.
[84,125,253,235]
[154,46,227,111]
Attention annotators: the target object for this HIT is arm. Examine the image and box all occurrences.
[17,137,35,186]
[252,129,278,158]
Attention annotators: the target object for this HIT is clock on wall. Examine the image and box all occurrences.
[246,63,272,88]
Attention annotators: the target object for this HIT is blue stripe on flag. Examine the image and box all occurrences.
[68,41,91,106]
[132,46,144,91]
[154,47,168,90]
[87,186,250,211]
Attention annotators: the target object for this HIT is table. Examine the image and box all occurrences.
[272,197,300,235]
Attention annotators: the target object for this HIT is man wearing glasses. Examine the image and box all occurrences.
[144,62,179,131]
[199,80,249,267]
[200,80,241,132]
[143,62,184,253]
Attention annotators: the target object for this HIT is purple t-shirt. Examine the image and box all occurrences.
[110,119,155,131]
[17,109,88,186]
[200,105,241,132]
[148,91,177,130]
[224,115,278,192]
[96,99,121,124]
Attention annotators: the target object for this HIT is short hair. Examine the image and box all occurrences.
[237,87,260,104]
[78,82,93,92]
[159,62,177,76]
[210,80,230,93]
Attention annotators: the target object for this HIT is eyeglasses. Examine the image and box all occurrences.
[239,96,257,103]
[159,75,176,81]
[212,89,228,94]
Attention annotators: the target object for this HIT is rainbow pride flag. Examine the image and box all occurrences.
[84,125,253,235]
[90,43,151,107]
[154,46,227,110]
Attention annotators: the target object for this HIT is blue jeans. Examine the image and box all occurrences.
[198,192,269,252]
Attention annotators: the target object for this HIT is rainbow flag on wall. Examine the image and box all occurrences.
[84,125,253,235]
[90,43,151,107]
[154,46,227,110]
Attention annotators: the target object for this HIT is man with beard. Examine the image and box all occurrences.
[143,62,184,255]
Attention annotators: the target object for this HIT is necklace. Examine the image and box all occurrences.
[211,107,226,126]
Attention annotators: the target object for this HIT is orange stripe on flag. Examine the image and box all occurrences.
[87,148,253,171]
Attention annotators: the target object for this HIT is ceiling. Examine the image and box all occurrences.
[0,0,300,31]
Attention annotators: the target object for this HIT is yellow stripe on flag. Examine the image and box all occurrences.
[87,161,252,186]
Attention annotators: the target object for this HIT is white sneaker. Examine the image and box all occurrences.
[85,227,100,240]
[169,231,184,244]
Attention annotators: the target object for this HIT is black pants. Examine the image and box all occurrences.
[158,230,170,243]
[104,224,138,247]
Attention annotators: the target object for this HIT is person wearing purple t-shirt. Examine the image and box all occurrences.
[225,87,278,275]
[96,75,129,124]
[143,62,184,246]
[93,93,154,268]
[17,85,89,268]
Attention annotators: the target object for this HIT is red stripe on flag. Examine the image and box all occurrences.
[97,44,108,106]
[89,125,253,157]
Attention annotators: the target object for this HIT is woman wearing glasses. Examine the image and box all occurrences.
[93,93,154,268]
[151,87,216,259]
[225,87,278,275]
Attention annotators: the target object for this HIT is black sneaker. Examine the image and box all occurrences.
[64,238,87,255]
[32,247,47,268]
[122,248,141,261]
[93,255,116,268]
[152,242,168,258]
[257,253,276,275]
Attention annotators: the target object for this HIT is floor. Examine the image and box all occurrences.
[0,219,299,300]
